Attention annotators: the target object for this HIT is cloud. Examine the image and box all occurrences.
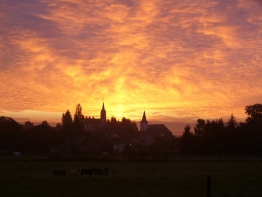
[0,0,261,134]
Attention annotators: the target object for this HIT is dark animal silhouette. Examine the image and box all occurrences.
[52,170,66,177]
[81,168,95,176]
[70,170,78,176]
[104,166,109,176]
[95,168,104,176]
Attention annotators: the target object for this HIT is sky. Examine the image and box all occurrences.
[0,0,262,135]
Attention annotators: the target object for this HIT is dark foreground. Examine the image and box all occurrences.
[0,159,262,197]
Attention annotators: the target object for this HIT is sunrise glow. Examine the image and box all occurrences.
[0,0,262,134]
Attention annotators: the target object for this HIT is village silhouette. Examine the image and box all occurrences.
[0,103,262,160]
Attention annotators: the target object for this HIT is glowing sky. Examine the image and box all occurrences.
[0,0,262,134]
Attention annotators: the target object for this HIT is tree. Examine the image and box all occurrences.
[0,116,22,136]
[226,114,238,131]
[194,119,205,137]
[120,117,139,139]
[62,110,73,130]
[183,125,193,138]
[55,123,62,131]
[73,104,85,134]
[245,103,262,131]
[181,124,196,154]
[0,116,22,149]
[25,121,34,127]
[22,121,34,131]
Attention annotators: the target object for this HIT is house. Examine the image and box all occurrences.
[146,124,173,137]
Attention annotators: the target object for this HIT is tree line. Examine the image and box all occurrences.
[0,103,261,156]
[181,103,262,155]
[0,104,139,154]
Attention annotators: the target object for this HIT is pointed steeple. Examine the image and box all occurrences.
[100,102,106,125]
[141,111,148,123]
[140,111,148,132]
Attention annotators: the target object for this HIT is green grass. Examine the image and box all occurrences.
[0,160,262,197]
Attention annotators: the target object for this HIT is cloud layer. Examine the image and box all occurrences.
[0,0,262,134]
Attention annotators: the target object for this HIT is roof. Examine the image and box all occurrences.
[146,124,172,136]
[84,118,101,124]
[102,102,105,110]
[140,111,148,123]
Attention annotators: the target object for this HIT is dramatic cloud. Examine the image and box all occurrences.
[0,0,261,134]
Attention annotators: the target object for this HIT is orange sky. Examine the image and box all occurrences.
[0,0,262,135]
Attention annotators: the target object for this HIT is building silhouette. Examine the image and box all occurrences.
[84,102,106,132]
[100,102,106,125]
[140,111,148,132]
[140,111,172,136]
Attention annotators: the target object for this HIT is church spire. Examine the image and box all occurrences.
[140,111,148,132]
[100,102,106,125]
[102,102,105,110]
[141,111,148,123]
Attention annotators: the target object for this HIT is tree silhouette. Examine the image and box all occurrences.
[73,104,85,134]
[1,103,262,156]
[104,117,138,140]
[0,116,22,149]
[181,125,195,154]
[62,110,73,130]
[183,125,193,138]
[25,121,34,128]
[194,119,205,137]
[245,103,262,131]
[226,114,238,132]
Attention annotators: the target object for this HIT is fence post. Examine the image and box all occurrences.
[207,176,211,197]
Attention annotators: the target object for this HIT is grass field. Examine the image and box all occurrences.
[0,159,262,197]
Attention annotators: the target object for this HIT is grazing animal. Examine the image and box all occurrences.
[81,168,95,176]
[13,152,21,156]
[104,166,109,176]
[95,168,104,176]
[70,170,78,176]
[52,170,66,177]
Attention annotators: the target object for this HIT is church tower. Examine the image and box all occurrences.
[140,111,148,132]
[100,102,106,124]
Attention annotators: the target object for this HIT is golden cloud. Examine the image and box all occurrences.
[0,0,262,134]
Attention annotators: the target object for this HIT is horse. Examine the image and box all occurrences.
[70,170,78,176]
[94,168,104,176]
[13,152,21,156]
[81,168,95,176]
[52,170,66,177]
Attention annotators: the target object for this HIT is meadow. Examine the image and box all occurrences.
[0,157,262,197]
